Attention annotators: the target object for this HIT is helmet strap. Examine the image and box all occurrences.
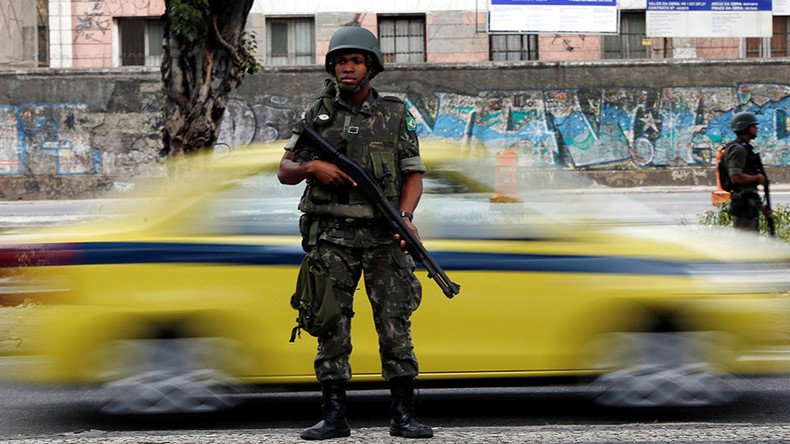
[334,70,374,95]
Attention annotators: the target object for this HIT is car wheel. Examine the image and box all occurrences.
[91,337,247,415]
[587,331,737,407]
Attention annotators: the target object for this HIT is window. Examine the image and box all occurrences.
[603,12,649,59]
[490,34,538,61]
[118,18,164,67]
[37,0,48,67]
[746,17,789,57]
[266,17,314,65]
[378,16,425,63]
[38,25,48,66]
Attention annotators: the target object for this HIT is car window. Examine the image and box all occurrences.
[180,173,303,236]
[178,170,556,240]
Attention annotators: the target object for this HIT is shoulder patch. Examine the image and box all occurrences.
[406,116,417,132]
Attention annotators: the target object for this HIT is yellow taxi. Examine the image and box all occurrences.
[1,147,788,414]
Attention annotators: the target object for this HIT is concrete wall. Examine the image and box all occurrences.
[0,68,163,198]
[2,59,790,199]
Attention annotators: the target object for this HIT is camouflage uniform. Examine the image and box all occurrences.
[723,140,761,231]
[285,84,426,382]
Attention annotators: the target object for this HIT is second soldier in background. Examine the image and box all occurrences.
[722,112,772,232]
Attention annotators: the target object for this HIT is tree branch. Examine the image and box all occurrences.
[213,16,243,67]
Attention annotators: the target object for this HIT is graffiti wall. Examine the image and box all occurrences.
[2,84,789,182]
[2,62,790,199]
[220,82,790,168]
[0,104,100,176]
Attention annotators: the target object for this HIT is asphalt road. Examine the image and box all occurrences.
[0,377,788,442]
[1,188,789,442]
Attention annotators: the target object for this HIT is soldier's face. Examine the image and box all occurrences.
[748,124,758,139]
[334,52,370,87]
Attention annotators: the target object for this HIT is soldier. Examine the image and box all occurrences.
[277,26,433,440]
[722,112,771,232]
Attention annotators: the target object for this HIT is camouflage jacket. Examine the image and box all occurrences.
[285,85,426,219]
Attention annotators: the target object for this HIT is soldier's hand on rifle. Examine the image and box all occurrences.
[755,173,767,186]
[394,219,421,254]
[309,160,357,187]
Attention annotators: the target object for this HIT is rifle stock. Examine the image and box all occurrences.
[298,125,460,299]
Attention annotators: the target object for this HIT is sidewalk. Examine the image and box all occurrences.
[5,423,790,443]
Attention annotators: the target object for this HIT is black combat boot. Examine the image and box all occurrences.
[389,376,433,438]
[300,380,351,440]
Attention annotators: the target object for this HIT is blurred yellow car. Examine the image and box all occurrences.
[1,148,789,414]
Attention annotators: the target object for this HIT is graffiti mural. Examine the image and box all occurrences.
[0,107,21,175]
[219,82,790,168]
[217,96,301,148]
[415,84,789,168]
[73,0,111,43]
[0,104,99,176]
[3,82,788,180]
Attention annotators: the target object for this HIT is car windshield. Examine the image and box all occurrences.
[10,152,670,240]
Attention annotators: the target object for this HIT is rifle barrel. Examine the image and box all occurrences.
[756,155,776,237]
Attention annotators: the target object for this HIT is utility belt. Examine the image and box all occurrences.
[299,214,388,251]
[322,216,384,228]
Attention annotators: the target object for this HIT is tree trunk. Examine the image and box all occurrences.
[161,0,255,157]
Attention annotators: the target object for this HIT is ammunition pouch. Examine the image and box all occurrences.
[299,214,320,252]
[369,149,399,200]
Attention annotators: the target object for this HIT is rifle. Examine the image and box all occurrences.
[297,125,460,299]
[755,154,776,237]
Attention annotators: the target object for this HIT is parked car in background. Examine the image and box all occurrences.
[1,147,788,414]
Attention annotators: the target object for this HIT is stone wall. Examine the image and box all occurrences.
[1,58,790,199]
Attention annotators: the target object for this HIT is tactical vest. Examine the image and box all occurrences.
[724,141,761,195]
[298,92,406,219]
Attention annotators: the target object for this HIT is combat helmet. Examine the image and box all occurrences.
[325,26,385,77]
[731,112,758,132]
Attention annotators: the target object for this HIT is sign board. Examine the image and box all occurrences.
[646,0,773,37]
[775,0,790,14]
[489,0,619,33]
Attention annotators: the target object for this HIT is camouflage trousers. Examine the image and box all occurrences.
[730,192,761,232]
[313,239,422,382]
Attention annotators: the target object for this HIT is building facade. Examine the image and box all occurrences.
[38,0,790,69]
[0,0,42,67]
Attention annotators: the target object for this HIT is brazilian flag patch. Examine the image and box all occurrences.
[406,116,417,132]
